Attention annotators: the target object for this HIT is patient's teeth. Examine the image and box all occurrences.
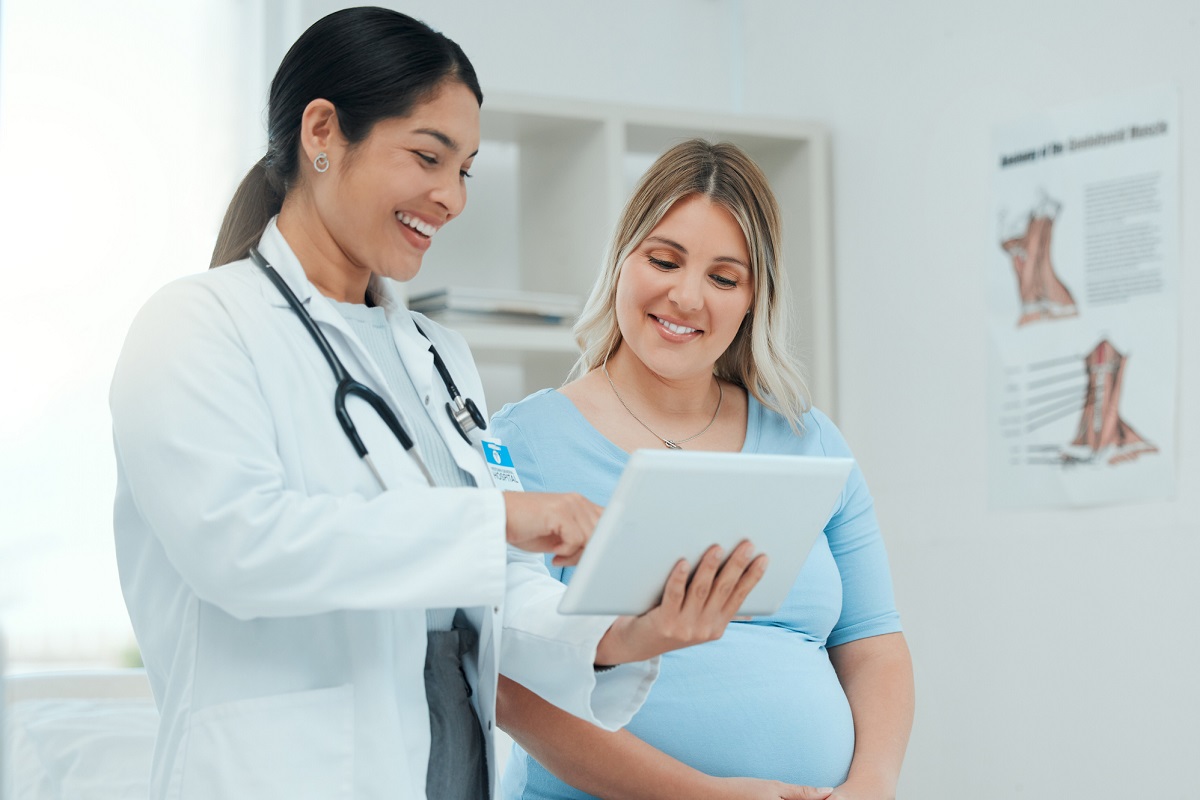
[656,316,697,335]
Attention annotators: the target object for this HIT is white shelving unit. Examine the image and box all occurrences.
[408,94,835,416]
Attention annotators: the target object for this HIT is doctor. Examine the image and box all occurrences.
[110,8,766,800]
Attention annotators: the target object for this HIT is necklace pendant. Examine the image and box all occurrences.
[602,358,721,453]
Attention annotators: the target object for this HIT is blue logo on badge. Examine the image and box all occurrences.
[483,441,514,468]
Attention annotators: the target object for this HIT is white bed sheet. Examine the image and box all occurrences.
[5,697,156,800]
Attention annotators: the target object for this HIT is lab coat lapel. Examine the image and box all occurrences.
[377,283,437,431]
[372,281,494,490]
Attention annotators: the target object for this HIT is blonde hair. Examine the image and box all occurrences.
[569,139,811,428]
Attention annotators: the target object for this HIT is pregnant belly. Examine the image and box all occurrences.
[623,624,855,788]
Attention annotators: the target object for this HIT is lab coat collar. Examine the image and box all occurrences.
[254,218,412,332]
[255,217,325,310]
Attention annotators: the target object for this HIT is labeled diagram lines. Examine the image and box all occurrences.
[1022,353,1087,436]
[1002,355,1087,467]
[999,341,1156,469]
[1060,339,1157,466]
[1000,194,1079,326]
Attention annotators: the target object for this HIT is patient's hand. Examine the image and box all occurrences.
[713,777,834,800]
[595,540,767,666]
[821,779,895,800]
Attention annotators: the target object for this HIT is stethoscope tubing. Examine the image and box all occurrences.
[248,247,474,490]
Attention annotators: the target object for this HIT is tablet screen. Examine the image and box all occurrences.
[558,450,853,616]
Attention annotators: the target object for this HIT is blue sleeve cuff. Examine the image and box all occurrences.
[826,614,903,648]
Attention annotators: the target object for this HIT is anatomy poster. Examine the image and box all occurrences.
[988,87,1178,509]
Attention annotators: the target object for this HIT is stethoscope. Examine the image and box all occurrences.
[248,247,487,490]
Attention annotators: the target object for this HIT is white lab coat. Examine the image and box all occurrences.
[110,220,657,799]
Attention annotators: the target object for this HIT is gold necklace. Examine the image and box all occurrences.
[602,357,723,449]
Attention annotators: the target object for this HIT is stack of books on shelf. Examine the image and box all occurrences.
[407,287,583,327]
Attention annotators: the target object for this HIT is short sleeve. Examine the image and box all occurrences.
[809,411,903,647]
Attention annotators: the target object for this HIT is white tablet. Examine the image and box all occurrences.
[558,450,854,617]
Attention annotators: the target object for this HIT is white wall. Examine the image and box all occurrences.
[295,0,748,112]
[0,0,264,665]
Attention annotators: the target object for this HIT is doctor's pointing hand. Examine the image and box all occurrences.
[109,8,762,800]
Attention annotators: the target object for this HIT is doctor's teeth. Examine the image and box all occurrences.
[397,212,437,237]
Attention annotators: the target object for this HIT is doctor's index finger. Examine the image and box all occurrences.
[550,550,581,567]
[558,491,601,529]
[548,530,588,564]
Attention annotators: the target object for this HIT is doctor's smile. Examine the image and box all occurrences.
[397,210,441,238]
[395,210,438,253]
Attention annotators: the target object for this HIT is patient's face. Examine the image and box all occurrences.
[615,194,753,382]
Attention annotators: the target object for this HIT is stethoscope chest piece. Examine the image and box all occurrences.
[446,395,487,443]
[416,320,487,444]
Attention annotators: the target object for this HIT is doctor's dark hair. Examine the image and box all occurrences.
[570,139,811,429]
[209,6,482,268]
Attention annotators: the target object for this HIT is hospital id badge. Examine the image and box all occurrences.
[481,440,524,492]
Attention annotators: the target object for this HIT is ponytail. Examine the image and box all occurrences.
[209,158,284,268]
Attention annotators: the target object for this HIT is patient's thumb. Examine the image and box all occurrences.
[782,786,834,800]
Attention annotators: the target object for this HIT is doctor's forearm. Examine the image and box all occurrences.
[496,675,729,800]
[827,633,914,798]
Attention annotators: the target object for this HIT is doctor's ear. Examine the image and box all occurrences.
[299,98,345,172]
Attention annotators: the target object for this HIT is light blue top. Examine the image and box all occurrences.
[333,300,472,631]
[491,389,902,796]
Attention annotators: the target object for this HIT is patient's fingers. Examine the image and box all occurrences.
[723,554,769,617]
[658,559,690,611]
[594,545,764,664]
[679,544,724,614]
[706,540,755,611]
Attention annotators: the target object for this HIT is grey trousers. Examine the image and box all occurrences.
[425,625,489,800]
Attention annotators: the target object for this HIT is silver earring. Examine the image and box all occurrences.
[313,152,330,173]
